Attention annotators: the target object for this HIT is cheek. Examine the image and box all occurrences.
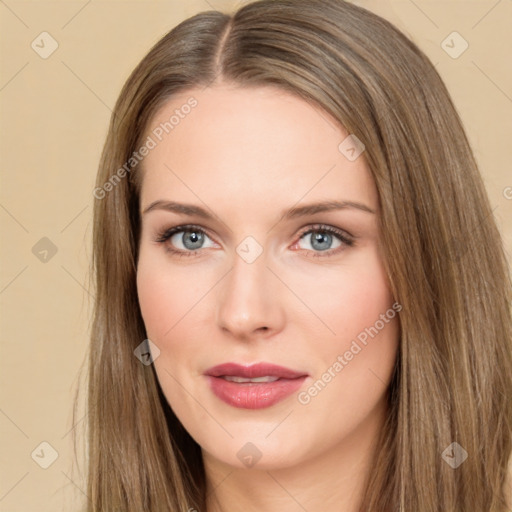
[295,246,400,404]
[294,253,399,440]
[292,247,395,343]
[137,264,172,339]
[337,273,395,342]
[136,249,207,342]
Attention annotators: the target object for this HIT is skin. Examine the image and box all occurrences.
[136,83,400,512]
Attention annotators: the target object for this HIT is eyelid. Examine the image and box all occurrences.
[296,223,354,241]
[155,223,216,244]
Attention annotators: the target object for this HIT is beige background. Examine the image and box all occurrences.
[1,0,511,510]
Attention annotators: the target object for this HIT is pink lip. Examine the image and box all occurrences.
[204,363,308,410]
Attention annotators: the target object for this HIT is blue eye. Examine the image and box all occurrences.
[155,223,354,258]
[296,225,354,256]
[155,225,215,257]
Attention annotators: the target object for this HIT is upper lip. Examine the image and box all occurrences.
[204,362,307,379]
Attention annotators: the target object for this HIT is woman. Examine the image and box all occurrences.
[81,0,512,510]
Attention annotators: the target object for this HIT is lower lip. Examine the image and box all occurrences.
[206,376,307,409]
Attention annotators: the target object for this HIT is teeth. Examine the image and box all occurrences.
[223,376,280,383]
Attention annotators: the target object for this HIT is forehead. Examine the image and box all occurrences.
[139,84,377,215]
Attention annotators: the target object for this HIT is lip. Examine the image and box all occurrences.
[204,363,308,409]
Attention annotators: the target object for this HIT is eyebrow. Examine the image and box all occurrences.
[142,199,376,218]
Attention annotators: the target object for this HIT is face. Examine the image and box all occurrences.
[136,84,400,471]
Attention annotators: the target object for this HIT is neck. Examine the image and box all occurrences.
[204,397,388,512]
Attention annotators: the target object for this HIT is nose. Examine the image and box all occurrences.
[215,248,285,341]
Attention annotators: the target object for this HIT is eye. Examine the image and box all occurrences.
[293,224,354,257]
[154,223,355,259]
[155,225,217,257]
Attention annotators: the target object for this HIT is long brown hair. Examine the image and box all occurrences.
[75,0,512,510]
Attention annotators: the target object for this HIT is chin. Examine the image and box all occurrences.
[199,429,314,471]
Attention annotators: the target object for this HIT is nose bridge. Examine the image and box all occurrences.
[216,245,283,338]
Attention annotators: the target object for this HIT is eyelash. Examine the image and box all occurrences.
[154,223,355,259]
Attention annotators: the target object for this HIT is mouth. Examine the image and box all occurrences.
[204,362,308,409]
